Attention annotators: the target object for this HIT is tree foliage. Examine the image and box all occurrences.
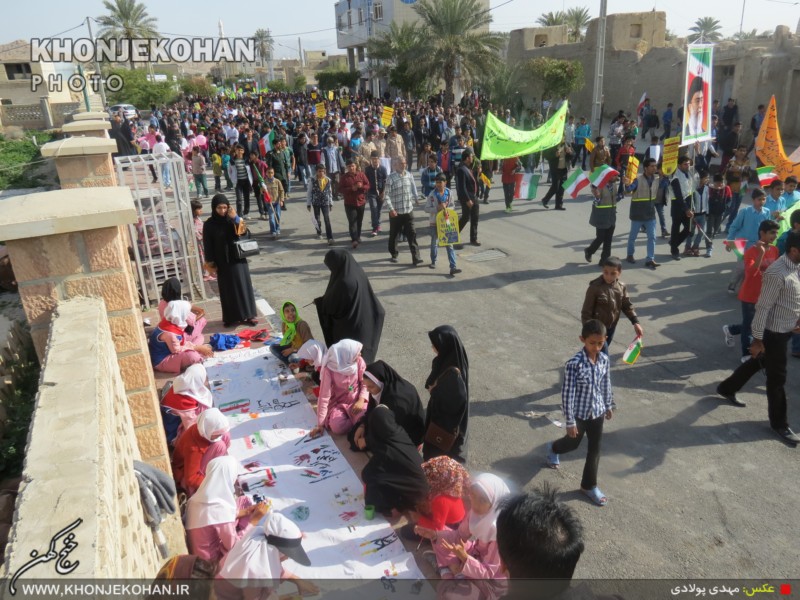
[688,17,723,43]
[95,0,158,70]
[475,62,527,109]
[315,70,360,91]
[367,22,427,98]
[565,7,592,42]
[526,57,585,102]
[292,75,307,92]
[180,77,215,98]
[266,79,289,93]
[106,68,177,107]
[253,28,274,64]
[536,11,567,27]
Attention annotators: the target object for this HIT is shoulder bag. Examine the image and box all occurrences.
[423,366,466,453]
[232,221,260,260]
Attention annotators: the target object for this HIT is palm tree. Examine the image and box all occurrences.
[253,28,274,86]
[366,22,425,97]
[536,11,567,27]
[687,17,723,43]
[564,7,591,42]
[476,62,524,109]
[96,0,158,70]
[732,28,758,40]
[412,0,506,106]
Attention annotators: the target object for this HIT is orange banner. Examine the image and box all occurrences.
[756,95,800,180]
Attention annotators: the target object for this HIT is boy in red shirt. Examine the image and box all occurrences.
[501,157,522,212]
[722,220,780,363]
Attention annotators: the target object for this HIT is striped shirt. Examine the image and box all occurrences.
[384,170,418,215]
[751,254,800,339]
[561,348,613,426]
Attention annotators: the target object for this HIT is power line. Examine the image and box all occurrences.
[0,22,86,55]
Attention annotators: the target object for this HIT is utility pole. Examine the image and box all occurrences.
[218,20,228,84]
[85,17,107,108]
[267,28,275,82]
[590,0,607,135]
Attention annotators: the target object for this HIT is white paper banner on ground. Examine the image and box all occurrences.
[204,347,426,580]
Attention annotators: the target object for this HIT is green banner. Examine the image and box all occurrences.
[480,103,569,160]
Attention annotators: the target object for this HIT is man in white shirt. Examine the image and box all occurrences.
[152,134,171,188]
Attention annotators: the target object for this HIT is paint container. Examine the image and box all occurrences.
[364,505,375,520]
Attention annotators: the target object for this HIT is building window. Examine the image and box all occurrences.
[337,14,344,31]
[374,1,383,21]
[358,8,364,25]
[534,34,548,47]
[5,63,32,80]
[630,24,642,38]
[719,65,735,77]
[348,10,353,28]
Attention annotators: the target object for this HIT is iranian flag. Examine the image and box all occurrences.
[513,173,540,200]
[757,166,778,186]
[622,337,643,365]
[564,170,590,198]
[636,91,647,126]
[589,165,619,188]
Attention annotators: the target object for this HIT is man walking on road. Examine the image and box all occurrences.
[385,156,423,265]
[717,232,800,446]
[457,148,481,246]
[623,158,661,268]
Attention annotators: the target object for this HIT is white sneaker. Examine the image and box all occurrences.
[741,355,750,363]
[722,325,735,347]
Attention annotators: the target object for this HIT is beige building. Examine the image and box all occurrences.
[507,12,800,139]
[334,0,490,95]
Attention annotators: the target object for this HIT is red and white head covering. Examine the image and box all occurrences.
[185,456,239,530]
[196,408,229,442]
[296,339,327,366]
[164,300,192,329]
[172,363,212,408]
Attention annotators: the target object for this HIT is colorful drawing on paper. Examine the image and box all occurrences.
[219,398,250,414]
[290,505,311,522]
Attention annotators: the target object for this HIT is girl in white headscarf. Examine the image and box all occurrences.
[309,339,369,438]
[185,456,267,566]
[214,511,318,600]
[161,363,213,444]
[296,339,328,386]
[417,472,510,584]
[149,300,214,374]
[171,408,232,497]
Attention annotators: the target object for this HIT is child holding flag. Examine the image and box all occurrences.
[546,319,615,507]
[580,256,643,353]
[584,167,620,264]
[426,174,461,276]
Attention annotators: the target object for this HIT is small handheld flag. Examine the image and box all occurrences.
[564,170,590,198]
[726,238,747,260]
[589,165,619,189]
[584,138,595,153]
[622,337,643,365]
[513,173,540,200]
[756,166,778,186]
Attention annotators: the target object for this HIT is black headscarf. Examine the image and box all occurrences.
[362,406,429,513]
[315,249,385,364]
[425,325,469,395]
[161,277,182,303]
[203,195,237,266]
[365,361,425,446]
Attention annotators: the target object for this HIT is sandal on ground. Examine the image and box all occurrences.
[242,318,259,326]
[546,444,560,469]
[581,486,608,506]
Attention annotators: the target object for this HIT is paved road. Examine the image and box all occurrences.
[223,174,799,579]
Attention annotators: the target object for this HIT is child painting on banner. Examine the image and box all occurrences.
[427,174,462,277]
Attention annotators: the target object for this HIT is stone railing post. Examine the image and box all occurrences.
[62,118,111,139]
[39,96,54,129]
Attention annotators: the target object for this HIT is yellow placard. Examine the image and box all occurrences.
[340,98,350,109]
[315,102,326,116]
[328,90,334,101]
[436,207,461,247]
[584,138,595,153]
[311,92,317,100]
[661,136,681,176]
[381,106,394,128]
[626,156,640,181]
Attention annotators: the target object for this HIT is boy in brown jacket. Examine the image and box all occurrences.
[580,256,644,354]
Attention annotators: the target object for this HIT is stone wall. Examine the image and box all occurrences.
[0,101,81,130]
[1,297,179,581]
[508,15,800,139]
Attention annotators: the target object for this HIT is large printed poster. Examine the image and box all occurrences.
[681,45,714,146]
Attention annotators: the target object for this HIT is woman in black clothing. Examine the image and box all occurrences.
[314,249,385,363]
[423,325,469,463]
[349,360,426,451]
[202,194,258,328]
[362,405,429,517]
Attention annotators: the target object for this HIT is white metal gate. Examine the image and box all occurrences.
[115,151,206,310]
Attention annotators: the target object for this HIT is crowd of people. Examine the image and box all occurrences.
[121,84,800,596]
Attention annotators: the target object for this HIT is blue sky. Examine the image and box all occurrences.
[1,0,796,60]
